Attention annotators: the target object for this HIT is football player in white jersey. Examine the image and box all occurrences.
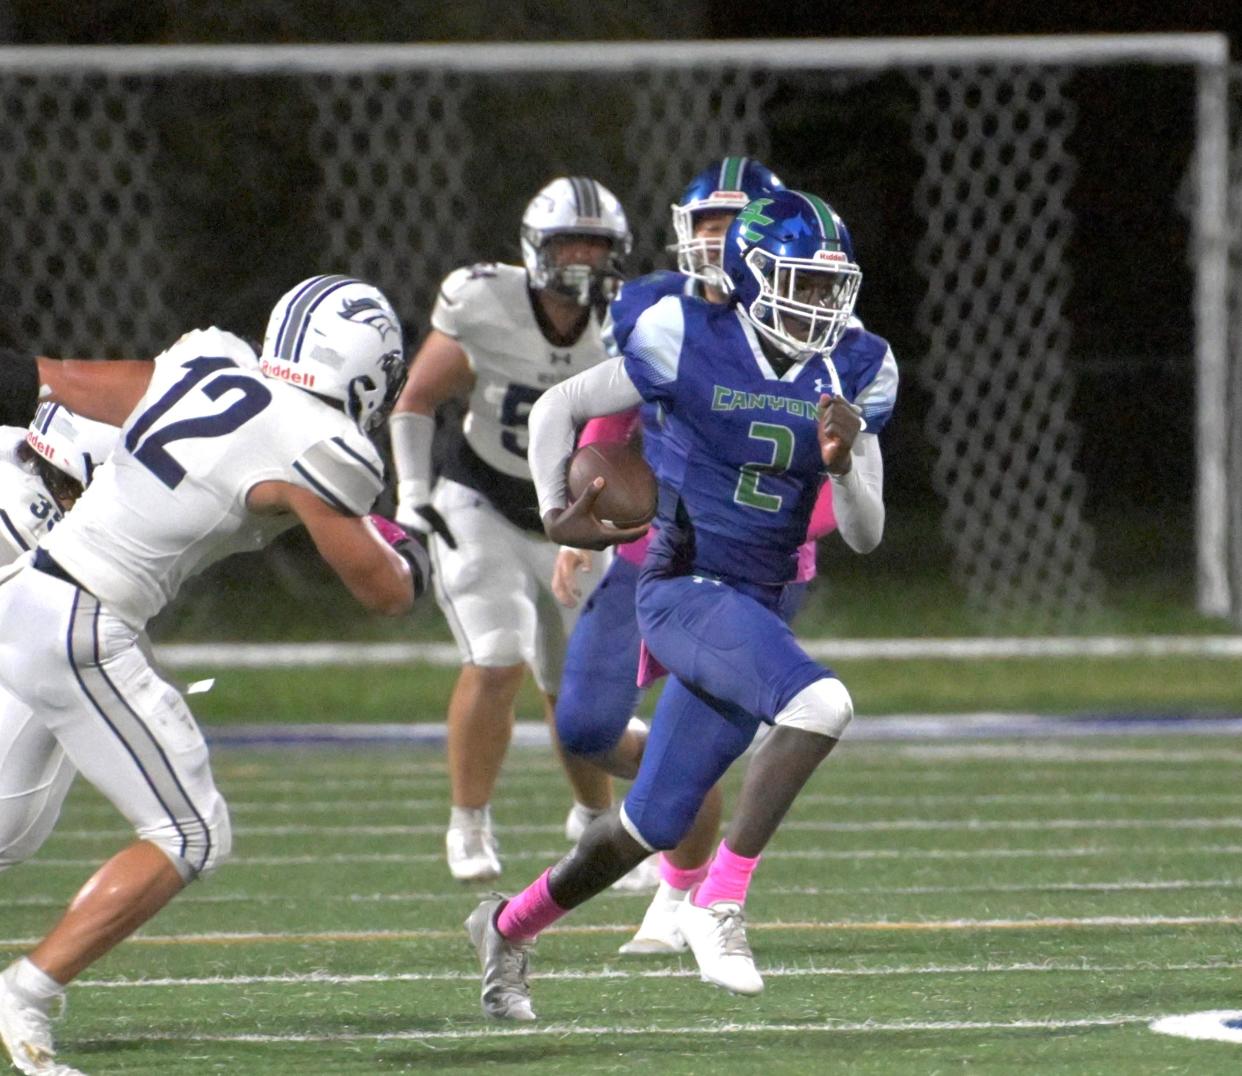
[0,276,426,1076]
[0,404,118,564]
[389,177,631,882]
[0,411,121,1076]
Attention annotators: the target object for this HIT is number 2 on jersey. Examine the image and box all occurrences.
[734,421,794,512]
[125,356,272,489]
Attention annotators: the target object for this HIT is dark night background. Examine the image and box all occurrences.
[1,3,1237,630]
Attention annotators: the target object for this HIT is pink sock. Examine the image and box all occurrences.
[496,869,567,942]
[693,840,760,908]
[658,853,709,893]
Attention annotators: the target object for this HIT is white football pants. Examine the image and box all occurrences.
[429,479,610,693]
[0,564,230,880]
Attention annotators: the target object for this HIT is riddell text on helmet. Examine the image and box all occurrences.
[25,432,59,465]
[259,360,316,388]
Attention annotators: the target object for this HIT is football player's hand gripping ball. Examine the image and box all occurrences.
[542,478,650,551]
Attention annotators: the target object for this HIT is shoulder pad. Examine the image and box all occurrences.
[158,327,258,368]
[611,272,691,352]
[834,330,898,435]
[292,433,385,516]
[432,264,527,339]
[438,263,524,307]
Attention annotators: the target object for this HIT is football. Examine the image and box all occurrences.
[567,440,657,528]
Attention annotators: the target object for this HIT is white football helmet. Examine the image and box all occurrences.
[25,402,119,489]
[260,275,408,434]
[520,177,631,306]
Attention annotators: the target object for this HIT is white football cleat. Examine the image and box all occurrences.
[611,853,661,894]
[0,976,82,1076]
[674,896,764,996]
[619,880,689,954]
[446,812,501,883]
[564,802,606,843]
[465,897,537,1021]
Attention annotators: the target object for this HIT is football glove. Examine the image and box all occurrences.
[368,514,431,599]
[394,497,457,550]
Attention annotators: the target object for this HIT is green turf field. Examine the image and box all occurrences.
[6,735,1242,1073]
[175,655,1242,726]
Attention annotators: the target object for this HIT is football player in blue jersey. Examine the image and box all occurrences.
[466,190,897,1019]
[551,158,787,909]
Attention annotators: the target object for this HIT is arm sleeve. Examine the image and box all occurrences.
[0,348,41,427]
[827,432,884,553]
[389,411,436,505]
[528,357,643,518]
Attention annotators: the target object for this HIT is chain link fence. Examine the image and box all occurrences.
[0,41,1225,634]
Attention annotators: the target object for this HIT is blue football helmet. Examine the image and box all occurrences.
[670,157,784,288]
[723,190,861,360]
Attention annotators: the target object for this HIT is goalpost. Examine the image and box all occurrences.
[0,36,1233,628]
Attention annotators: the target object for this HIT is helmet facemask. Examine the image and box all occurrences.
[348,348,410,434]
[742,248,861,360]
[671,194,749,289]
[519,177,631,307]
[524,230,626,307]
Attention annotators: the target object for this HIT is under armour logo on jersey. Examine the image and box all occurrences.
[814,378,827,394]
[340,297,398,341]
[549,352,573,365]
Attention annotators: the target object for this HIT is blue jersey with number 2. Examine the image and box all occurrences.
[614,283,896,585]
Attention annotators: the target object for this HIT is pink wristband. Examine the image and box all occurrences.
[368,513,408,547]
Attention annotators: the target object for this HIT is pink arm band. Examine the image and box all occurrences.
[580,409,639,447]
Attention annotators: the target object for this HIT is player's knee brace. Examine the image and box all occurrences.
[774,677,853,739]
[139,797,232,882]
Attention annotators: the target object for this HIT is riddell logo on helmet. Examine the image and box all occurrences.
[24,432,58,465]
[813,250,849,263]
[260,360,316,389]
[709,191,749,205]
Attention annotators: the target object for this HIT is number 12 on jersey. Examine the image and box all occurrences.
[125,356,272,489]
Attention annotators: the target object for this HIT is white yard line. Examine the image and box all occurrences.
[69,959,1242,990]
[9,877,1238,910]
[29,843,1242,869]
[71,1016,1156,1044]
[61,791,1242,817]
[203,717,1242,749]
[5,914,1242,948]
[42,816,1242,840]
[155,635,1242,667]
[895,744,1242,761]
